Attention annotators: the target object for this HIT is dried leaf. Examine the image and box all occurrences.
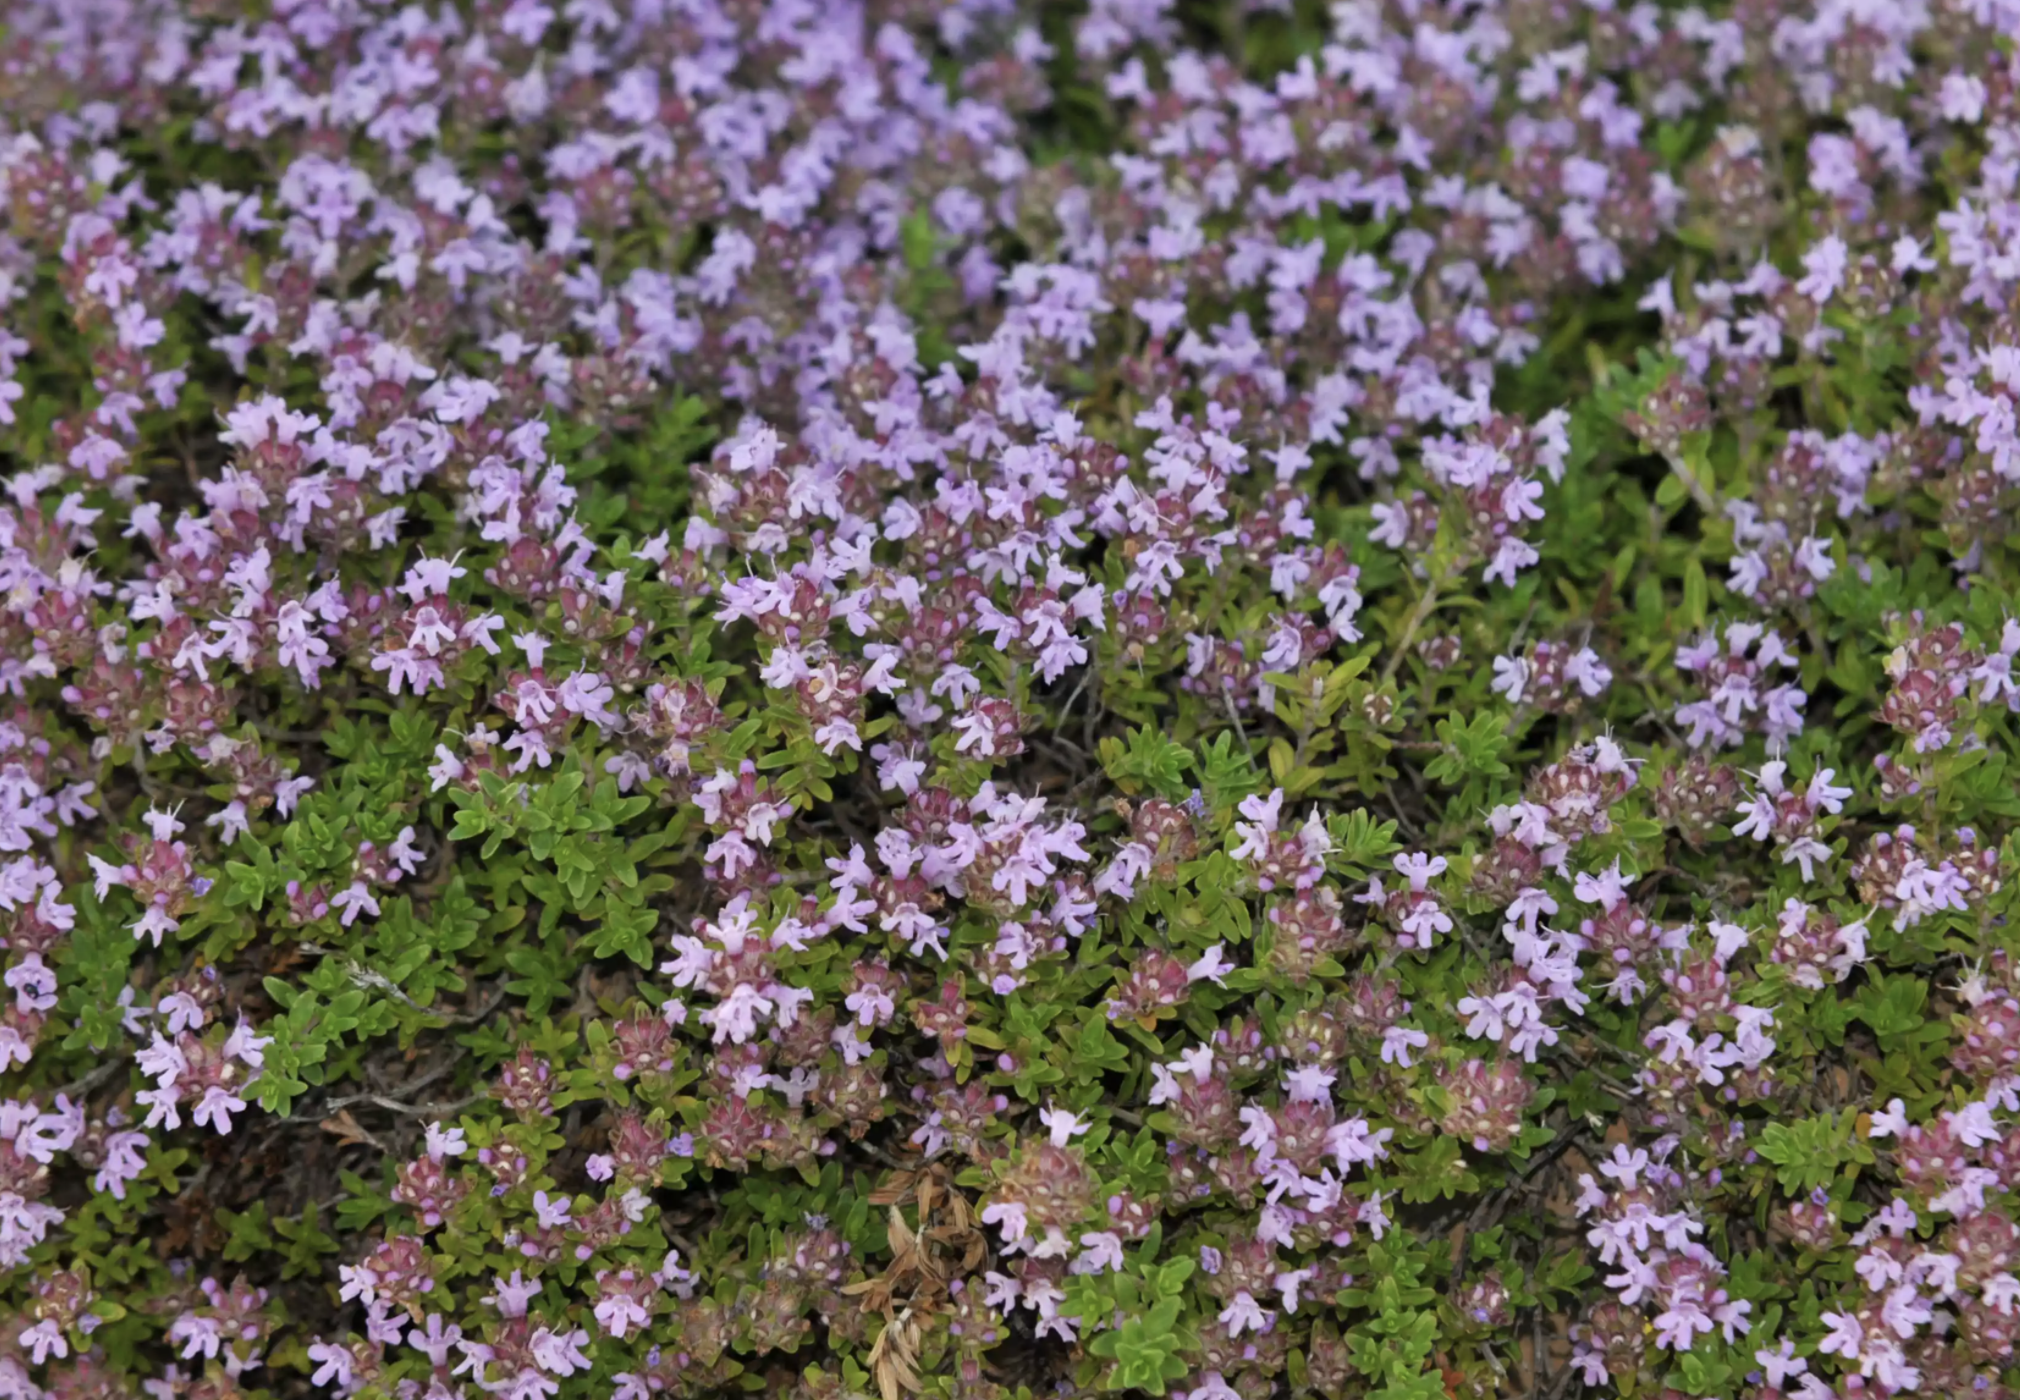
[319,1109,378,1149]
[887,1205,916,1262]
[866,1316,902,1400]
[842,1276,893,1313]
[869,1171,918,1206]
[869,1313,923,1400]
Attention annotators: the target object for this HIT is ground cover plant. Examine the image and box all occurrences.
[5,0,2020,1397]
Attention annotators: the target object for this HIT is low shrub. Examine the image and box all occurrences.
[0,1,2017,1399]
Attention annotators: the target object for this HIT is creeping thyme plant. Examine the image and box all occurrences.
[16,0,2020,1398]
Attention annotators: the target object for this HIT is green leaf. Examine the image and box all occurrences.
[1326,808,1400,871]
[1099,725,1194,800]
[1756,1112,1869,1195]
[1851,973,1929,1046]
[1682,556,1708,628]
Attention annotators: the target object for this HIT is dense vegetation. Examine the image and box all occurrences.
[2,0,2019,1398]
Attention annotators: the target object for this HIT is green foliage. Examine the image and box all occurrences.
[1755,1113,1875,1196]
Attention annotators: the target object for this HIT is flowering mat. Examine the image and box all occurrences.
[2,1,2019,1399]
